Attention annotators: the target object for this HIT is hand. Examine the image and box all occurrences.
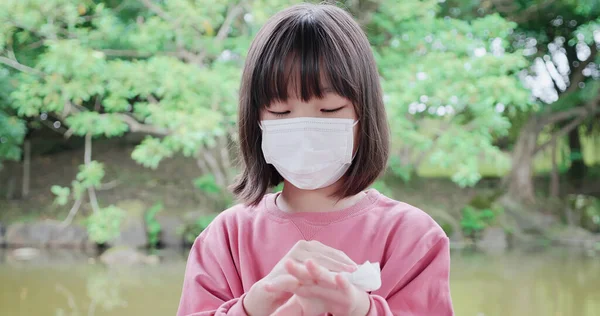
[243,240,357,316]
[268,259,371,316]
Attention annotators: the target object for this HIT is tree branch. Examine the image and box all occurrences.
[61,197,83,227]
[98,180,119,191]
[535,98,600,154]
[99,49,153,58]
[535,114,588,154]
[84,133,100,214]
[139,0,172,21]
[510,0,557,23]
[537,106,590,127]
[138,0,206,65]
[138,0,204,36]
[117,113,169,136]
[216,3,244,41]
[0,56,45,76]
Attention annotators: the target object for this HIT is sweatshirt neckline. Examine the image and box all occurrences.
[264,189,380,224]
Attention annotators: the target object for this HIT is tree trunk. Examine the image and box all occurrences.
[550,140,559,197]
[506,119,539,203]
[21,139,31,198]
[567,126,586,189]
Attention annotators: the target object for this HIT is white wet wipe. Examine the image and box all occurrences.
[339,261,382,292]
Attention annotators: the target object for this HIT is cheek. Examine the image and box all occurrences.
[352,124,359,153]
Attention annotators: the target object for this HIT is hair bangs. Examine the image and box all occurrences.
[250,10,358,110]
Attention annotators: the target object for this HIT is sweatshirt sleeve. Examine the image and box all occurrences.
[176,236,248,316]
[366,236,454,316]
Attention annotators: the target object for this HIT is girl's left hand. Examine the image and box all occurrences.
[266,259,371,316]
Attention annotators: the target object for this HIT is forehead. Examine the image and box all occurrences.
[279,58,335,98]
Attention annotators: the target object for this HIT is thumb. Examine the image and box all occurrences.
[264,274,300,293]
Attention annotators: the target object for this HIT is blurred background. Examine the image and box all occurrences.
[0,0,599,315]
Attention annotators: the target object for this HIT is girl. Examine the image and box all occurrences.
[177,3,454,316]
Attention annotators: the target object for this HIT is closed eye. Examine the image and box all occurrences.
[268,110,290,117]
[321,106,345,113]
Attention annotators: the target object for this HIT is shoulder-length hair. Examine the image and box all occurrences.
[231,3,389,206]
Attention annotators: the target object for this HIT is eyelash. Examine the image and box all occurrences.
[272,111,290,117]
[321,107,343,113]
[270,107,344,117]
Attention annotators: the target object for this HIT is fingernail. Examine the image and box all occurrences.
[346,265,357,271]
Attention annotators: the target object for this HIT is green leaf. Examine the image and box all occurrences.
[86,206,126,244]
[193,174,221,195]
[76,161,105,189]
[51,185,71,206]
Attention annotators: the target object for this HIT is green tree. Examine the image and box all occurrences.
[366,0,531,186]
[0,0,250,219]
[487,0,600,203]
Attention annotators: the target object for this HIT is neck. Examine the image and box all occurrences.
[278,181,366,213]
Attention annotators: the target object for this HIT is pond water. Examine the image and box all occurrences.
[1,249,599,316]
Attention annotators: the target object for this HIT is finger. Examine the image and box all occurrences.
[335,273,354,294]
[264,274,300,293]
[271,297,304,316]
[284,259,313,283]
[294,284,347,306]
[307,241,357,266]
[305,259,338,289]
[310,253,357,273]
[295,250,356,273]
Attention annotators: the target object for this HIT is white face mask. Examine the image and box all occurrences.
[260,117,358,190]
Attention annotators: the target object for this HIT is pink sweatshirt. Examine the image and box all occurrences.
[177,189,454,316]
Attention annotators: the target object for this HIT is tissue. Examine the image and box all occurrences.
[339,261,381,292]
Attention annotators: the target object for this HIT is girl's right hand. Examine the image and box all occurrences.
[242,240,357,316]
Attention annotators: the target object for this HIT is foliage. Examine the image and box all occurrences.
[193,174,234,210]
[0,0,535,197]
[86,205,126,244]
[370,2,532,186]
[369,179,394,197]
[568,194,600,233]
[183,213,218,245]
[0,0,598,235]
[193,174,222,195]
[460,205,498,240]
[461,190,505,240]
[1,0,243,195]
[0,112,25,167]
[144,201,163,249]
[51,185,71,206]
[51,161,106,203]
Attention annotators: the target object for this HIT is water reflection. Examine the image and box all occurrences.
[451,250,600,316]
[1,248,599,316]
